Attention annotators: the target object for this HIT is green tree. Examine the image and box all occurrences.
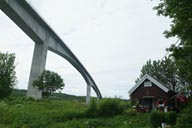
[135,59,162,83]
[154,0,192,87]
[0,52,17,99]
[33,70,65,98]
[137,57,182,91]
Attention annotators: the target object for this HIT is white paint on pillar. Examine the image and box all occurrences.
[86,84,91,104]
[27,42,48,99]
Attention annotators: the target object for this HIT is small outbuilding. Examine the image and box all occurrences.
[128,74,177,112]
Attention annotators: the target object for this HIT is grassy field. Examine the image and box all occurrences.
[0,89,191,128]
[0,94,150,128]
[0,98,149,128]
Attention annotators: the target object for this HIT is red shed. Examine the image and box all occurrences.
[129,74,177,111]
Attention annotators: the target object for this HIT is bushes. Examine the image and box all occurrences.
[0,101,12,124]
[175,113,192,128]
[98,98,125,116]
[175,102,192,128]
[126,108,137,117]
[168,111,177,125]
[86,98,98,117]
[86,98,127,117]
[149,111,177,128]
[150,111,167,128]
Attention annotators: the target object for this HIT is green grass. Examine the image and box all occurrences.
[0,96,151,128]
[0,89,191,128]
[2,89,187,128]
[0,98,86,127]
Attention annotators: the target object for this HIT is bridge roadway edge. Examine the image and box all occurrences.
[0,0,102,103]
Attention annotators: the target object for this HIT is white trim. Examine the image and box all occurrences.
[128,74,169,95]
[144,81,152,87]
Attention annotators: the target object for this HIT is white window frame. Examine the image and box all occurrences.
[144,81,152,87]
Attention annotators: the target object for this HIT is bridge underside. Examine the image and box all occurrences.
[0,0,102,102]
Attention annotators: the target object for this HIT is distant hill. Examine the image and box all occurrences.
[11,89,27,97]
[11,89,86,102]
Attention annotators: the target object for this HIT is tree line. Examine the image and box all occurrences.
[137,0,192,92]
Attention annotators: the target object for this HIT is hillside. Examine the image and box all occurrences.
[11,89,86,101]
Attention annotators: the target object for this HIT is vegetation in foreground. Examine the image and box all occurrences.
[0,96,149,128]
[0,91,191,128]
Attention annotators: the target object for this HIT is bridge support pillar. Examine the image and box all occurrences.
[27,43,48,99]
[0,0,102,100]
[86,84,91,104]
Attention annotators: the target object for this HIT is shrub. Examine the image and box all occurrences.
[86,98,127,117]
[86,99,98,117]
[149,111,166,128]
[53,110,85,121]
[175,113,192,128]
[149,110,178,128]
[97,98,125,117]
[126,108,137,117]
[83,119,112,128]
[167,111,177,125]
[0,101,9,124]
[175,102,192,128]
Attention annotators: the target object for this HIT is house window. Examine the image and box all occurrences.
[144,81,152,87]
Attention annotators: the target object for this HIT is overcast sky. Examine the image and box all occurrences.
[0,0,176,99]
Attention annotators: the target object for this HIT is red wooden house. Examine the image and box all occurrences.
[129,74,177,111]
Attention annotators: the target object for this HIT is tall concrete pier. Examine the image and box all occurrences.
[0,0,102,103]
[27,43,48,99]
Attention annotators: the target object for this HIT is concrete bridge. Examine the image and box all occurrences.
[0,0,102,103]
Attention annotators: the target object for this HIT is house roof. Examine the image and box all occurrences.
[128,74,170,95]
